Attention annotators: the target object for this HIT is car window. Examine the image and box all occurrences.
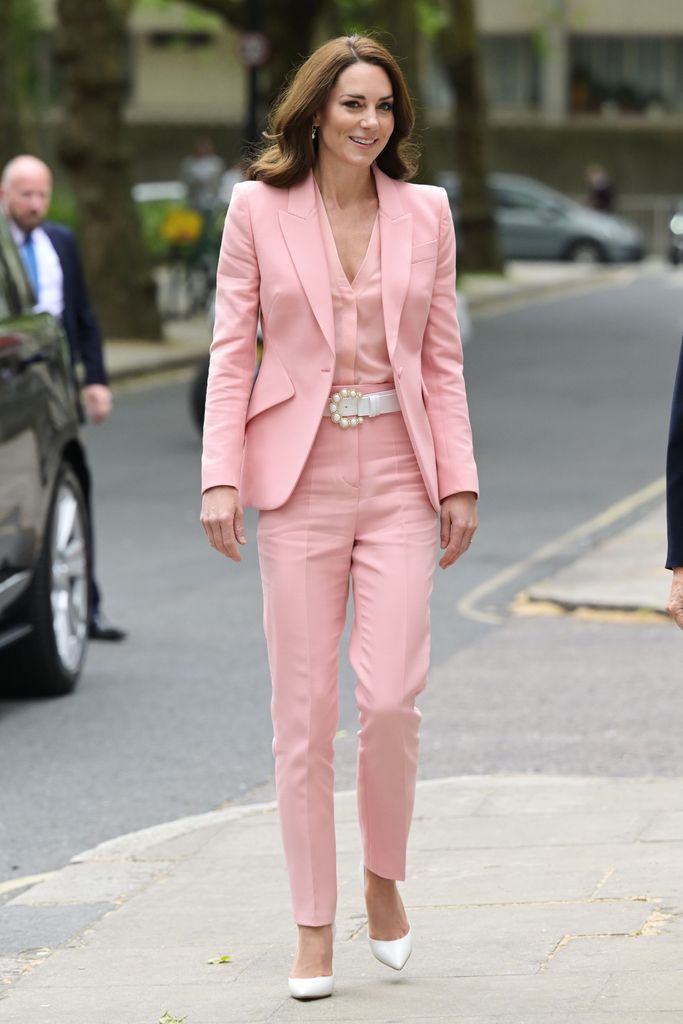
[494,187,552,212]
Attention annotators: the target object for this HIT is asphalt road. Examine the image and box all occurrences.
[1,263,682,888]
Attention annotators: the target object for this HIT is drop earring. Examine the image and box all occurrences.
[311,124,318,141]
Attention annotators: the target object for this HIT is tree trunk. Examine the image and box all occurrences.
[437,0,503,273]
[373,2,436,184]
[188,0,322,148]
[55,0,161,339]
[262,0,321,108]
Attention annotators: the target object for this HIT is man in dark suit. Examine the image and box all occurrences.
[666,337,683,629]
[0,154,125,640]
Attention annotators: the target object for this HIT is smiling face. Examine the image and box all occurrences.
[314,61,395,170]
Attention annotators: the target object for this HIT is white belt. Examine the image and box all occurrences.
[323,387,400,428]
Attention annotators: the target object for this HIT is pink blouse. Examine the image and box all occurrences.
[314,180,393,386]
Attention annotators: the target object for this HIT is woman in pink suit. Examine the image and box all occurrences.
[200,35,478,1000]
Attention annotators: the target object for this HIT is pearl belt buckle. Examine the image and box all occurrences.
[328,388,363,428]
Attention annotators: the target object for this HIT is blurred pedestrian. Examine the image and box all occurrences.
[218,156,247,206]
[0,155,126,641]
[666,336,683,628]
[585,163,616,213]
[180,136,226,213]
[200,34,477,1000]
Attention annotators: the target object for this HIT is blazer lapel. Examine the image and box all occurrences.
[373,163,412,360]
[278,165,412,361]
[278,174,335,357]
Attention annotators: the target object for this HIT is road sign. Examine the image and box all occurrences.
[239,31,270,68]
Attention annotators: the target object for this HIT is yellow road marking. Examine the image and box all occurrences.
[457,476,666,625]
[0,871,57,896]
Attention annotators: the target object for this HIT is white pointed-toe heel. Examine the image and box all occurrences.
[287,922,336,1000]
[288,975,334,1001]
[368,927,412,971]
[359,860,413,971]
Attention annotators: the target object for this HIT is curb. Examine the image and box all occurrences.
[463,263,638,315]
[457,477,666,626]
[0,798,280,991]
[71,798,278,864]
[106,349,207,386]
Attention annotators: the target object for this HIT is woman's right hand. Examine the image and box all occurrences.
[200,485,246,562]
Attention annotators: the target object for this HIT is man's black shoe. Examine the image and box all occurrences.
[89,610,126,642]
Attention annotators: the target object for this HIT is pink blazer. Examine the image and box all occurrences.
[201,162,478,512]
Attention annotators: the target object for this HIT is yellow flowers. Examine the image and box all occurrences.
[160,208,204,245]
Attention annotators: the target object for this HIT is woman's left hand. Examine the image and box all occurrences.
[439,491,478,569]
[667,568,683,630]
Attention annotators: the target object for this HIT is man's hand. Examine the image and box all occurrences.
[667,567,683,630]
[439,491,478,569]
[200,485,246,562]
[83,384,113,424]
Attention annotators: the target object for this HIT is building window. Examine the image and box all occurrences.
[423,34,539,115]
[482,35,540,113]
[147,31,215,50]
[570,36,683,115]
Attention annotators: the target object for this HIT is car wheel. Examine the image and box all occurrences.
[2,464,90,698]
[565,239,607,264]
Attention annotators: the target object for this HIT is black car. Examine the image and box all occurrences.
[0,211,91,697]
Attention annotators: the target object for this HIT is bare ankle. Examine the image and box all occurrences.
[364,868,397,890]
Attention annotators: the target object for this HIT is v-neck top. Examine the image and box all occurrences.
[314,179,393,386]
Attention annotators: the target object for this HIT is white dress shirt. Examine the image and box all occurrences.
[9,220,64,318]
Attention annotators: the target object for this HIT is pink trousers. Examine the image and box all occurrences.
[256,381,438,926]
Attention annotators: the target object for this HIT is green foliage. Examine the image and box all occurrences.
[139,198,185,260]
[8,0,42,102]
[135,0,222,31]
[48,187,79,232]
[47,183,213,264]
[331,0,376,35]
[9,0,41,38]
[417,0,448,38]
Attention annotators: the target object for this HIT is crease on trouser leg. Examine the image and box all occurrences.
[350,475,435,881]
[257,477,350,925]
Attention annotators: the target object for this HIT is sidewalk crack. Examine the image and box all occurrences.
[538,907,676,971]
[590,866,615,897]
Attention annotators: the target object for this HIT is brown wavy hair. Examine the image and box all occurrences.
[247,35,418,187]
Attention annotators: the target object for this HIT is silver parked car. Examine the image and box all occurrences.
[438,172,644,263]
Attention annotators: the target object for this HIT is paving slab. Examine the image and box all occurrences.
[1,774,682,1022]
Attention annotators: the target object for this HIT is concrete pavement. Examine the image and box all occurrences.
[526,503,671,616]
[2,773,683,1022]
[3,258,680,1021]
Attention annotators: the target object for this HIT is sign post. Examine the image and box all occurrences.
[239,7,270,151]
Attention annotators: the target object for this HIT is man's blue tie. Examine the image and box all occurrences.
[20,232,40,299]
